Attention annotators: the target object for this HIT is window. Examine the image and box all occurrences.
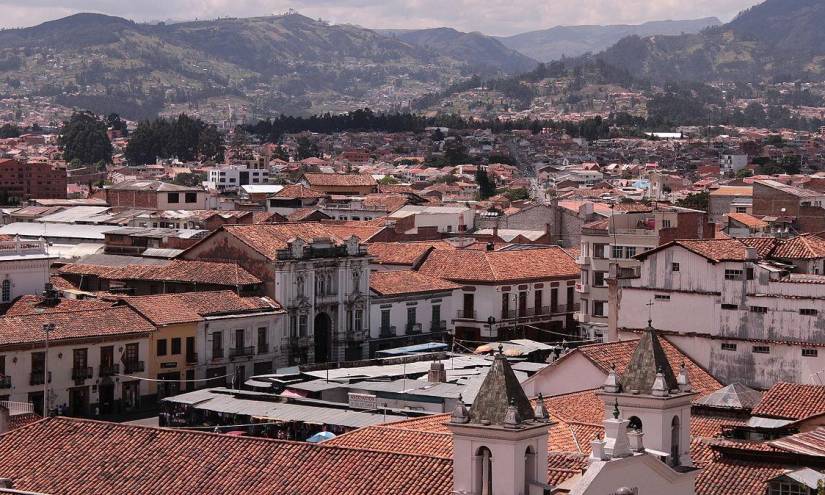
[802,349,818,358]
[749,306,768,314]
[735,207,747,214]
[354,310,363,331]
[299,315,308,337]
[124,343,139,364]
[234,329,245,350]
[768,480,810,495]
[725,270,743,281]
[431,305,441,326]
[593,271,607,287]
[407,307,417,327]
[1,279,9,302]
[752,345,770,354]
[593,301,606,317]
[721,304,739,310]
[654,294,670,301]
[212,332,223,359]
[625,247,637,258]
[289,315,297,338]
[593,244,607,259]
[612,245,624,259]
[501,293,510,318]
[258,327,268,353]
[185,192,197,203]
[534,290,542,314]
[662,219,672,229]
[167,192,180,204]
[721,343,737,351]
[381,309,391,330]
[157,339,167,357]
[672,263,680,272]
[801,309,819,316]
[171,338,181,355]
[746,267,754,281]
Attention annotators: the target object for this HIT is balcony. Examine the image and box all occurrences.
[347,329,368,342]
[281,336,313,349]
[554,304,581,314]
[257,344,269,355]
[456,310,478,320]
[72,367,93,381]
[186,352,198,364]
[30,371,51,386]
[430,320,447,333]
[379,326,397,338]
[575,256,591,265]
[0,376,10,389]
[99,364,120,377]
[123,361,145,374]
[229,346,255,359]
[406,323,422,335]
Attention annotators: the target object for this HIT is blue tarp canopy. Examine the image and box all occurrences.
[376,342,449,357]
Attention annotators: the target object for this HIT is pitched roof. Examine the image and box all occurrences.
[727,213,768,230]
[694,383,763,411]
[772,234,825,259]
[303,173,377,187]
[637,238,762,263]
[209,223,361,261]
[0,306,154,348]
[418,247,579,284]
[367,242,435,266]
[370,270,461,297]
[469,351,535,425]
[58,260,261,286]
[619,325,679,394]
[0,417,452,495]
[271,184,326,199]
[4,295,115,316]
[120,292,281,326]
[769,427,825,457]
[751,382,825,420]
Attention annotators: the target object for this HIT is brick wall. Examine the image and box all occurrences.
[106,190,159,209]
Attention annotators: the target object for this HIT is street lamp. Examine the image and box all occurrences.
[42,323,55,417]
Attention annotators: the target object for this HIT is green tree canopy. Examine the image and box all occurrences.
[125,114,224,165]
[58,111,113,165]
[475,167,496,200]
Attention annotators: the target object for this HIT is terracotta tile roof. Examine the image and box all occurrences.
[210,223,360,261]
[0,306,154,348]
[751,382,825,420]
[739,237,780,258]
[773,234,825,259]
[769,427,825,457]
[367,242,436,266]
[0,417,453,495]
[251,211,284,224]
[370,270,461,297]
[303,173,377,187]
[271,184,325,199]
[695,459,785,495]
[569,337,722,397]
[4,295,115,316]
[710,186,753,197]
[362,194,409,214]
[320,221,386,243]
[286,208,330,222]
[58,260,261,286]
[326,427,453,459]
[119,292,281,326]
[727,212,768,229]
[8,412,41,431]
[639,238,766,263]
[417,247,580,284]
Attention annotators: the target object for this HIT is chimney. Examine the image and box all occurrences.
[428,360,447,383]
[0,404,9,435]
[628,429,645,453]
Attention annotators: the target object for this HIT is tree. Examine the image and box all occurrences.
[735,168,754,179]
[475,168,496,200]
[197,124,225,163]
[430,128,445,142]
[106,113,128,137]
[504,188,529,201]
[0,124,20,138]
[125,114,224,165]
[296,136,319,160]
[378,175,399,185]
[173,172,206,187]
[444,135,469,165]
[676,191,709,212]
[58,111,112,165]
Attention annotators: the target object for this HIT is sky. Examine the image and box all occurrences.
[0,0,763,36]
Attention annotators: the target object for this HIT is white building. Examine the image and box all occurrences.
[720,154,749,174]
[206,166,269,191]
[389,205,474,234]
[368,270,460,356]
[417,246,580,343]
[0,237,55,307]
[181,223,373,365]
[617,238,825,388]
[0,299,153,417]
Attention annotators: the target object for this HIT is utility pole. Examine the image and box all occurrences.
[42,323,54,417]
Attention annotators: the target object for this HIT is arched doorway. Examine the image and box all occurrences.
[314,312,332,363]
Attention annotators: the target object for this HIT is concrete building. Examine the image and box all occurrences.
[575,206,714,341]
[617,238,825,388]
[180,223,372,364]
[368,270,460,356]
[752,179,825,234]
[417,246,580,343]
[106,180,210,210]
[0,237,55,309]
[709,186,752,224]
[206,166,269,191]
[389,205,474,234]
[720,154,748,174]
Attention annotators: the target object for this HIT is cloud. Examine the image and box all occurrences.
[0,0,762,35]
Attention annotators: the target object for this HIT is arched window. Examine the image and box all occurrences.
[1,279,10,302]
[628,416,643,432]
[524,446,537,495]
[475,447,493,495]
[671,416,681,467]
